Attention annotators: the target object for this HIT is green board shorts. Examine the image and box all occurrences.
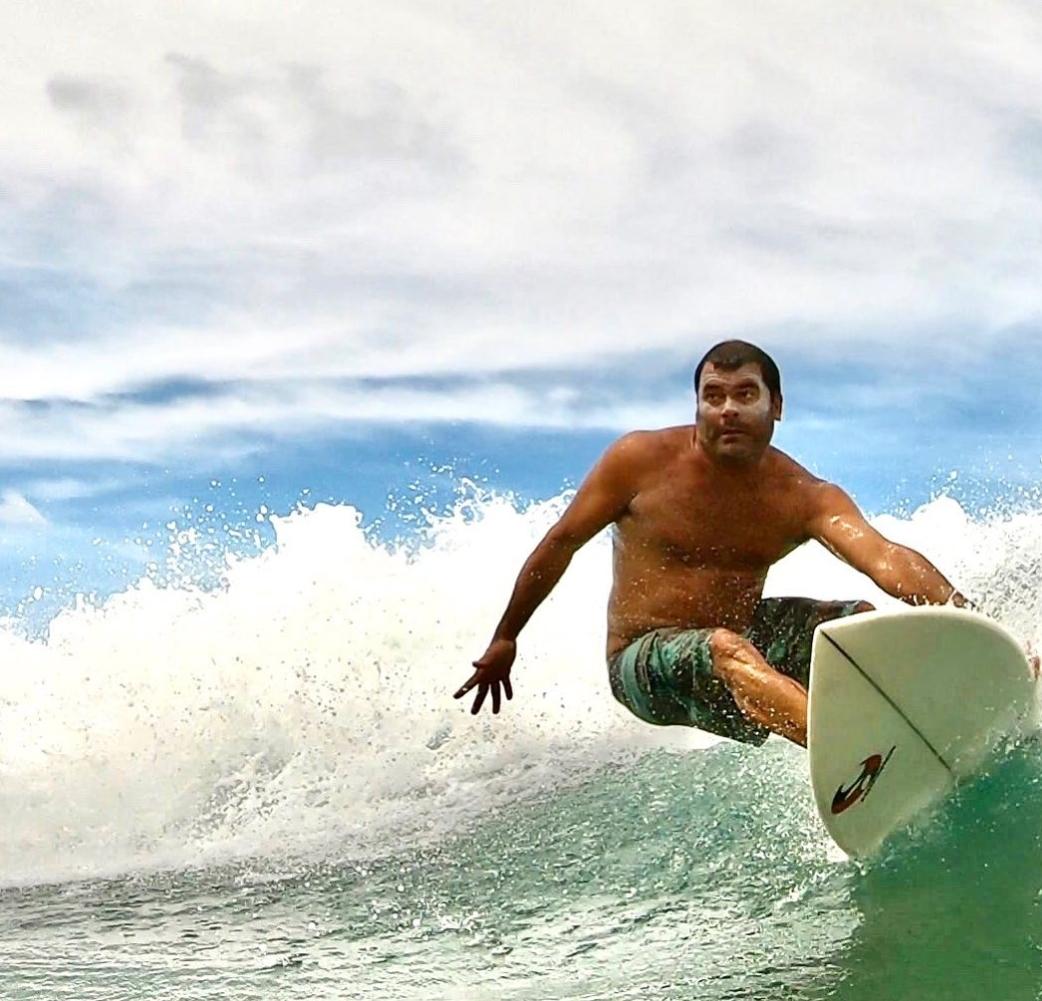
[607,597,869,745]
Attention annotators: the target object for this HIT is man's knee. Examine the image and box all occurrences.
[708,627,742,659]
[708,628,761,680]
[854,600,875,614]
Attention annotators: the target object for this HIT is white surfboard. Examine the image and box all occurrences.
[807,607,1038,858]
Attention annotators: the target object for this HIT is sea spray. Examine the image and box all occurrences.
[0,487,1037,889]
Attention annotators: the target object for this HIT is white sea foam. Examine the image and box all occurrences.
[0,487,1038,887]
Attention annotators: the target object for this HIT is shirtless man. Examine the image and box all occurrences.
[454,340,974,747]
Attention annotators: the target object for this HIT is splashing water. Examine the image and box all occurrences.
[0,488,1037,894]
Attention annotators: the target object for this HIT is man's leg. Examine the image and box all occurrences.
[710,599,877,747]
[708,629,810,746]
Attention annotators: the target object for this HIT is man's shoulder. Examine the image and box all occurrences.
[768,455,855,525]
[765,449,844,515]
[597,426,689,481]
[766,447,825,487]
[610,425,691,455]
[766,449,829,483]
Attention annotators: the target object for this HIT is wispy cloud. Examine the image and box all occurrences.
[1,0,1041,461]
[0,490,46,527]
[24,476,132,502]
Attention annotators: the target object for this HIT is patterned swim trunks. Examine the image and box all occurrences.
[607,597,869,745]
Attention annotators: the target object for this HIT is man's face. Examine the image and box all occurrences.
[695,362,781,464]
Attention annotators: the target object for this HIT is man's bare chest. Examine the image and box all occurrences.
[621,476,806,569]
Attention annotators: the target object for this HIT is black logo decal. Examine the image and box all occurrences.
[831,746,896,815]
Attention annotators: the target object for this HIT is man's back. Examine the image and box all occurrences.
[606,425,820,655]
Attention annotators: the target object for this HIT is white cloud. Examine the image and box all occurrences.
[0,368,1009,469]
[1,0,1041,455]
[0,380,677,464]
[0,490,47,527]
[24,477,131,502]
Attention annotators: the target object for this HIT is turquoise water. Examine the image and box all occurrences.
[0,495,1040,998]
[3,741,1042,1000]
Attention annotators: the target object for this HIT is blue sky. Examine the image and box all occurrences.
[1,1,1041,618]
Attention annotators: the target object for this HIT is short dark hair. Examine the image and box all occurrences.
[694,340,781,401]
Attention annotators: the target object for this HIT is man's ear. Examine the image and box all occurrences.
[772,394,783,421]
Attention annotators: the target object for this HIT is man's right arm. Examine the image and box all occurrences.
[490,432,643,643]
[454,433,644,714]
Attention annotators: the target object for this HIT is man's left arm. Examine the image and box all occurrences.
[807,483,969,607]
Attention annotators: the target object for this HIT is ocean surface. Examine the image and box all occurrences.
[1,488,1041,1000]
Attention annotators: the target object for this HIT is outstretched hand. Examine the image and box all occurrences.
[455,638,516,715]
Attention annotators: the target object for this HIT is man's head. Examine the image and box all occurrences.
[693,340,782,464]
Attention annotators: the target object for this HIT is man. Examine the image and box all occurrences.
[454,340,977,747]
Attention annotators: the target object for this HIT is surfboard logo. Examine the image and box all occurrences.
[830,746,896,815]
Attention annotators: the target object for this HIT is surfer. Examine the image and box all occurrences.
[455,340,1025,747]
